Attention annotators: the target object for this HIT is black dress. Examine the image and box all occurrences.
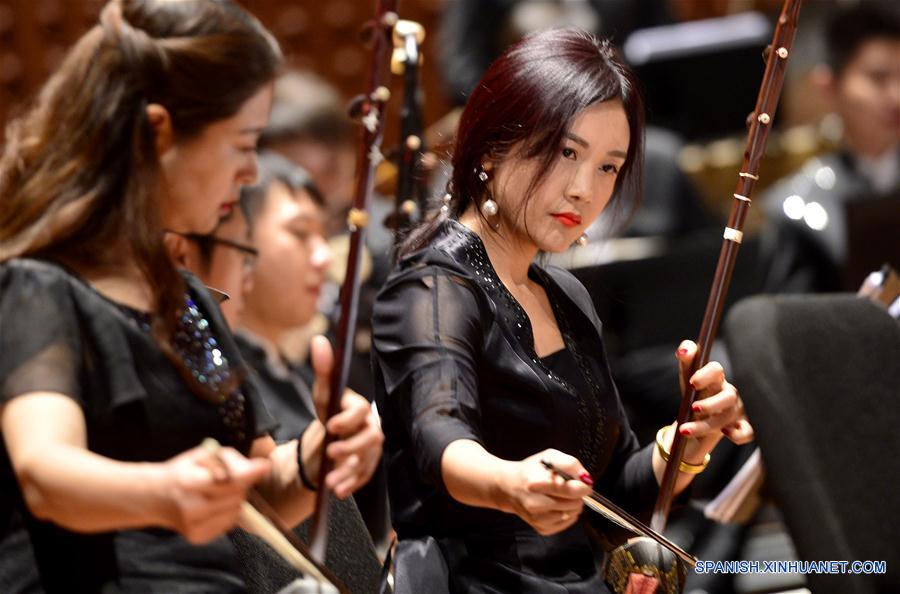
[371,220,662,593]
[0,258,275,594]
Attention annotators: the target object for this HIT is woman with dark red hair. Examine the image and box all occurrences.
[371,29,754,593]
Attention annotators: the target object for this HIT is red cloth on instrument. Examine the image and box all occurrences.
[625,573,660,594]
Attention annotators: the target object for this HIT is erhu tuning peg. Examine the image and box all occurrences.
[391,48,407,75]
[393,20,425,46]
[391,20,426,75]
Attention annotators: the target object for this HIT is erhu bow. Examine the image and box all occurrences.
[308,0,399,564]
[604,1,805,593]
[201,439,346,593]
[383,19,427,240]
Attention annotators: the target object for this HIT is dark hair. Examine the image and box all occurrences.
[259,71,354,148]
[825,2,900,75]
[239,151,325,232]
[0,0,282,400]
[399,28,645,258]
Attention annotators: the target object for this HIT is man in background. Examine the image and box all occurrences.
[760,1,900,293]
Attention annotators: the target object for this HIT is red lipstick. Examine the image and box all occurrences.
[551,212,582,227]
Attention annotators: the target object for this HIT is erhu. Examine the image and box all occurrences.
[383,19,427,239]
[201,439,346,593]
[547,2,805,593]
[307,0,399,566]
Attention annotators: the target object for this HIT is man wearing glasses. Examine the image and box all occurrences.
[165,154,384,593]
[165,204,259,327]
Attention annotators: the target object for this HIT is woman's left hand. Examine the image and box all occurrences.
[322,392,384,499]
[675,340,754,446]
[309,335,384,499]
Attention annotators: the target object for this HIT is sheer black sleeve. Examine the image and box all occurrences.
[0,262,83,405]
[372,266,486,488]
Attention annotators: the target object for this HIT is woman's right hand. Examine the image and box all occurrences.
[497,449,592,535]
[158,444,270,544]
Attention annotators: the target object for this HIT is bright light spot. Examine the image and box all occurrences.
[802,158,822,179]
[804,201,828,230]
[814,166,836,190]
[783,194,805,220]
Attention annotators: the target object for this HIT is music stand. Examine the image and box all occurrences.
[844,191,900,291]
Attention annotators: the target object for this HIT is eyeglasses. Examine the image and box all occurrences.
[167,230,259,272]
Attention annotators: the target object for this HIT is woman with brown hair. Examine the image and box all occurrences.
[0,1,371,592]
[372,29,754,593]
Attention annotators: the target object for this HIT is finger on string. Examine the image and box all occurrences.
[326,400,370,436]
[685,400,750,436]
[722,419,755,444]
[689,361,726,394]
[327,427,379,459]
[680,416,728,437]
[691,384,738,416]
[325,454,360,491]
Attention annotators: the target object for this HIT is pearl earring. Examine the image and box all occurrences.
[477,165,498,218]
[441,192,451,214]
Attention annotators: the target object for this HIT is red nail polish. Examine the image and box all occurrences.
[680,427,692,437]
[677,348,688,356]
[579,472,594,486]
[692,404,702,413]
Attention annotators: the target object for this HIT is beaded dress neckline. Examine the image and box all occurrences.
[117,294,249,445]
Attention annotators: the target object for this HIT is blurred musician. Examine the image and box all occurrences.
[0,1,357,591]
[760,2,900,293]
